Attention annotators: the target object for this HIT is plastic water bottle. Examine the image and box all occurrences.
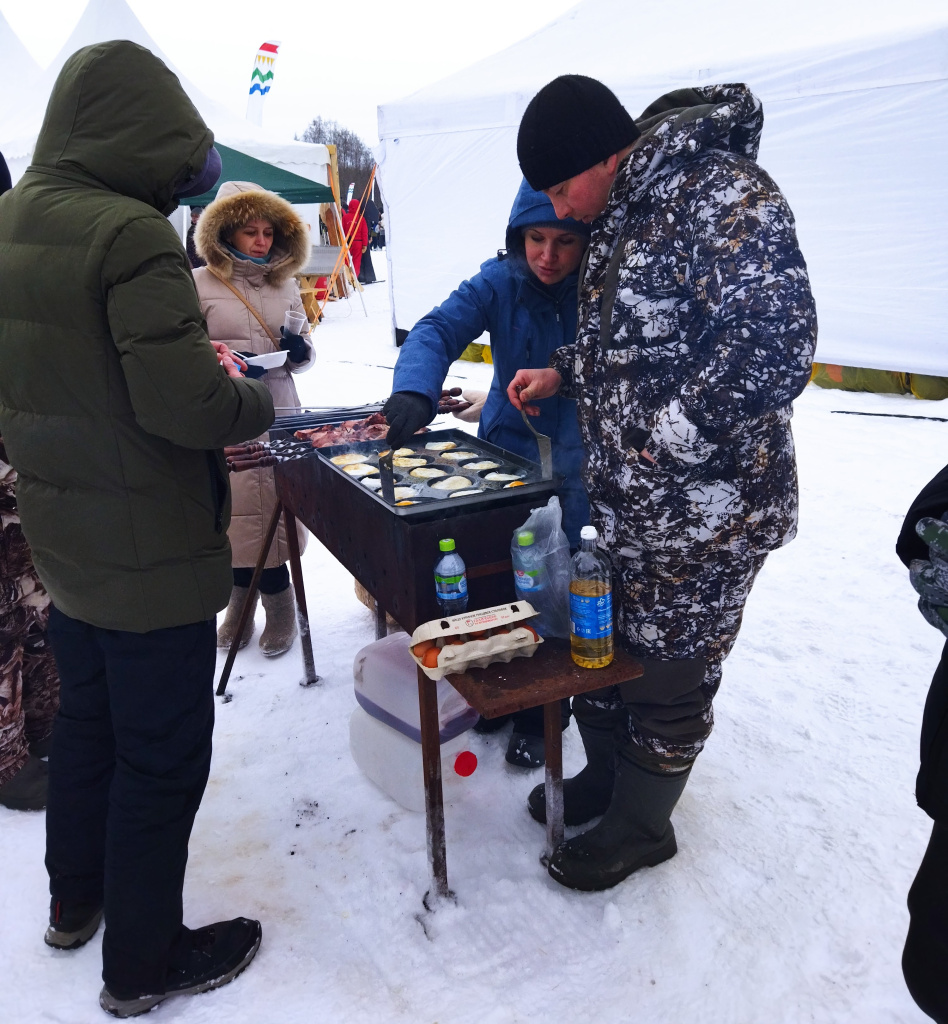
[434,538,468,615]
[569,525,614,668]
[513,529,546,599]
[349,706,478,813]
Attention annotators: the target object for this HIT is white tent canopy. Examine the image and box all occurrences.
[0,0,330,191]
[0,10,40,102]
[377,0,948,376]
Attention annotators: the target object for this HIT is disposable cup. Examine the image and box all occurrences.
[283,310,308,335]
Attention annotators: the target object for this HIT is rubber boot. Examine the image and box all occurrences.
[216,586,257,650]
[259,588,297,657]
[528,698,623,825]
[0,754,48,810]
[547,756,690,891]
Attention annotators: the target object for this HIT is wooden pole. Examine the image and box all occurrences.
[418,665,449,899]
[543,701,565,860]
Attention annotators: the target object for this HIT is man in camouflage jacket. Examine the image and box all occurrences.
[0,439,58,809]
[513,76,816,891]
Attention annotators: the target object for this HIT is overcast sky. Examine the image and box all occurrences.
[2,0,580,143]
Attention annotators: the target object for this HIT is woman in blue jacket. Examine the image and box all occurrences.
[383,179,590,766]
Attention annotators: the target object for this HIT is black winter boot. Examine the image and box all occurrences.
[45,898,104,950]
[547,756,690,891]
[99,917,262,1018]
[528,697,622,825]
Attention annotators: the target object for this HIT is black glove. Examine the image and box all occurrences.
[911,514,948,637]
[279,326,308,364]
[382,391,433,446]
[234,352,267,380]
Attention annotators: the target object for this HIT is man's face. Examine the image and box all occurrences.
[543,157,617,223]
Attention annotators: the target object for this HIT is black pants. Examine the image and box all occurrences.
[904,643,948,1022]
[233,564,289,595]
[904,821,948,1023]
[45,607,216,996]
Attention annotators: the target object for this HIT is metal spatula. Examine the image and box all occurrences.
[519,408,553,479]
[378,449,396,502]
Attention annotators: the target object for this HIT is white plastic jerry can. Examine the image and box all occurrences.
[349,706,478,813]
[352,631,479,742]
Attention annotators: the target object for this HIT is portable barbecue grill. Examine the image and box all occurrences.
[272,425,562,632]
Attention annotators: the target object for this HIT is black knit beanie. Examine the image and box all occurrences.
[517,75,640,192]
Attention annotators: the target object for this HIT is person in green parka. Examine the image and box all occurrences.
[0,41,273,1018]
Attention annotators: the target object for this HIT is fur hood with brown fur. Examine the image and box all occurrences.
[195,180,309,285]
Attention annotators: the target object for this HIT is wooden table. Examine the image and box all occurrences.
[418,637,643,899]
[217,499,643,901]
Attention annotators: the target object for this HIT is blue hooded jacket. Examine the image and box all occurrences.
[391,180,590,545]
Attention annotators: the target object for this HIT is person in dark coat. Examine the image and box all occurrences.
[511,76,817,891]
[341,197,369,278]
[0,42,273,1016]
[382,178,590,767]
[897,463,948,1024]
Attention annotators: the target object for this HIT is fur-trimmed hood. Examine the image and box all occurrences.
[195,180,309,285]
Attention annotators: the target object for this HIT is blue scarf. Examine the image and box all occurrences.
[225,241,271,266]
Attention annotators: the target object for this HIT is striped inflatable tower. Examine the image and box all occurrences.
[246,40,280,126]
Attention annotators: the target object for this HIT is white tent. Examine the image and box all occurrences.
[377,0,948,376]
[0,10,40,104]
[0,0,330,191]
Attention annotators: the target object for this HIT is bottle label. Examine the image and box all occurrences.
[514,568,544,592]
[569,590,612,640]
[435,573,468,598]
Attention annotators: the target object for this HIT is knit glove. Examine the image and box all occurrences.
[279,326,308,364]
[234,352,267,380]
[382,391,433,446]
[911,514,948,637]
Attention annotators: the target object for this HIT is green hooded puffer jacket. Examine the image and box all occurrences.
[0,41,275,632]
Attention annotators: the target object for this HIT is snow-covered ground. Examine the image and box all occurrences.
[1,277,944,1023]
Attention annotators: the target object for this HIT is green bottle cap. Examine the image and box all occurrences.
[517,530,535,546]
[439,538,456,552]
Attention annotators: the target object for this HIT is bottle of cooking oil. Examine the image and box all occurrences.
[569,525,614,668]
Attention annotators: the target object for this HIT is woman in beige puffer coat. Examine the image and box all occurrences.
[194,180,314,656]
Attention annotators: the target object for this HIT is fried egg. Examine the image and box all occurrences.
[484,471,523,482]
[430,476,473,491]
[342,463,378,478]
[392,457,427,468]
[410,467,446,480]
[331,452,369,467]
[463,460,501,471]
[425,441,457,451]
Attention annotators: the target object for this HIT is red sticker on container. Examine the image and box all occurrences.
[453,750,477,777]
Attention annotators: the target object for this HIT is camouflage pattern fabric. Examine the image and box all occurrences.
[548,85,815,769]
[550,83,817,562]
[578,523,765,770]
[0,440,57,783]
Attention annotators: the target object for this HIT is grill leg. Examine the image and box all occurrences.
[216,501,283,697]
[418,666,449,900]
[283,506,320,687]
[375,600,387,640]
[543,700,564,860]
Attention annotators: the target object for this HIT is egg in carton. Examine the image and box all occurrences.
[409,602,543,680]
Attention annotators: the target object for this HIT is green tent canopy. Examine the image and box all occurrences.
[185,144,334,206]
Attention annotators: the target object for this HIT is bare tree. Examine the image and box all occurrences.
[297,117,377,208]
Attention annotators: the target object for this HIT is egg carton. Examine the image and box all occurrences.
[409,602,542,680]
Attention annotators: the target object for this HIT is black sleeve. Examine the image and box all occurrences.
[897,463,948,567]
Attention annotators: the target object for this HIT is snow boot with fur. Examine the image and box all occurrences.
[259,588,297,657]
[547,756,690,891]
[528,699,622,825]
[216,586,257,650]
